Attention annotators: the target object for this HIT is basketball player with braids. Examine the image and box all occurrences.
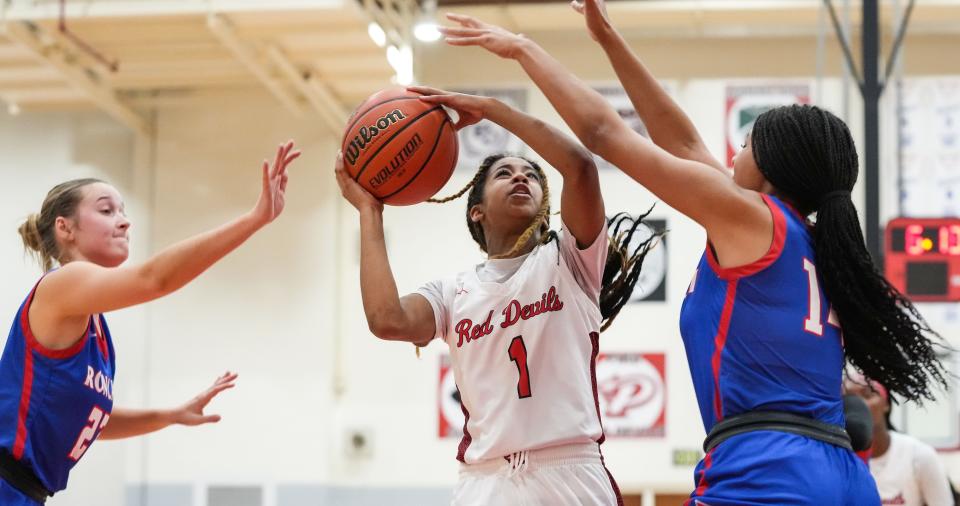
[0,142,300,505]
[437,1,948,504]
[335,88,657,505]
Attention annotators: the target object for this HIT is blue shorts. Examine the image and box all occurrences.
[0,479,41,506]
[686,431,880,506]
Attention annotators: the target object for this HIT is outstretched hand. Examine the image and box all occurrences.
[252,140,301,225]
[570,0,615,43]
[439,13,530,60]
[171,371,238,427]
[408,86,493,130]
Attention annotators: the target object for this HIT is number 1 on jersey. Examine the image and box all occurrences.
[508,336,532,399]
[803,258,840,336]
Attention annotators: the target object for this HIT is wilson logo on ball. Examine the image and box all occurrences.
[344,109,407,165]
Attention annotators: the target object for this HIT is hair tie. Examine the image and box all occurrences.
[819,190,850,207]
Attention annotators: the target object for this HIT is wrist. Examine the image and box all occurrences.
[162,408,180,426]
[596,24,622,48]
[245,209,270,229]
[510,36,538,61]
[482,98,507,119]
[359,204,384,219]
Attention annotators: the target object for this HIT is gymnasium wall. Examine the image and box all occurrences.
[0,30,957,506]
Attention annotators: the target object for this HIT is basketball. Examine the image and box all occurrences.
[341,88,459,206]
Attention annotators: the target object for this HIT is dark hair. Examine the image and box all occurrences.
[751,104,948,402]
[18,178,103,271]
[429,153,662,331]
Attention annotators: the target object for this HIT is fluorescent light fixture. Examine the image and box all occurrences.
[367,22,386,47]
[414,22,441,42]
[386,44,401,69]
[387,45,413,86]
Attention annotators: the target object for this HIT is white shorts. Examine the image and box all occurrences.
[452,442,622,506]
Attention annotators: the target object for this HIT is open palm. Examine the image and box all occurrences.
[173,371,238,426]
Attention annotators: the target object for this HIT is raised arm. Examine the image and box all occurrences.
[99,372,237,440]
[410,86,603,246]
[438,15,767,248]
[36,142,300,327]
[572,0,727,173]
[334,154,436,346]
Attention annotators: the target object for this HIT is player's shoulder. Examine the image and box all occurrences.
[901,432,938,457]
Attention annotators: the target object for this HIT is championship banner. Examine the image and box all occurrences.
[452,88,528,172]
[725,84,810,167]
[439,352,667,438]
[899,77,960,217]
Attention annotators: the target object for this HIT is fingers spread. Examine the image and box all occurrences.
[445,12,483,28]
[283,150,302,168]
[438,26,484,37]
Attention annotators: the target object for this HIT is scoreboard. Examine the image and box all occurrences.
[884,218,960,302]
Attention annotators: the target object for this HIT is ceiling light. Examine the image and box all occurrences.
[414,22,442,42]
[367,22,386,47]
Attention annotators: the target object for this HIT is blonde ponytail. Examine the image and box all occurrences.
[19,178,102,271]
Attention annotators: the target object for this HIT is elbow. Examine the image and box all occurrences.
[366,313,404,341]
[562,152,599,186]
[572,151,598,179]
[580,120,614,157]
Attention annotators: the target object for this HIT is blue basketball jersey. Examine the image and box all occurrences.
[678,195,877,505]
[0,277,116,497]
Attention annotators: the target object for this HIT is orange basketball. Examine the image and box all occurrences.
[341,88,459,206]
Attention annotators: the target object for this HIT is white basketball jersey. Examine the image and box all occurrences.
[418,224,608,464]
[870,431,953,506]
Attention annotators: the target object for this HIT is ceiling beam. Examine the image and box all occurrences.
[2,1,344,20]
[207,13,305,116]
[0,20,150,134]
[265,44,347,134]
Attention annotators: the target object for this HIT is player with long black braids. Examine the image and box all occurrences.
[434,1,949,504]
[336,88,659,505]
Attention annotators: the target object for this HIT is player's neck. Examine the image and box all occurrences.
[486,231,540,260]
[871,427,892,458]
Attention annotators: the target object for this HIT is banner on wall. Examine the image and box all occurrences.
[725,84,810,167]
[899,77,960,217]
[452,88,528,173]
[439,352,667,439]
[592,84,674,170]
[438,354,462,438]
[597,352,666,438]
[628,218,667,303]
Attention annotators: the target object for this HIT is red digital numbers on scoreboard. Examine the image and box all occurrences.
[901,223,960,256]
[885,218,960,302]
